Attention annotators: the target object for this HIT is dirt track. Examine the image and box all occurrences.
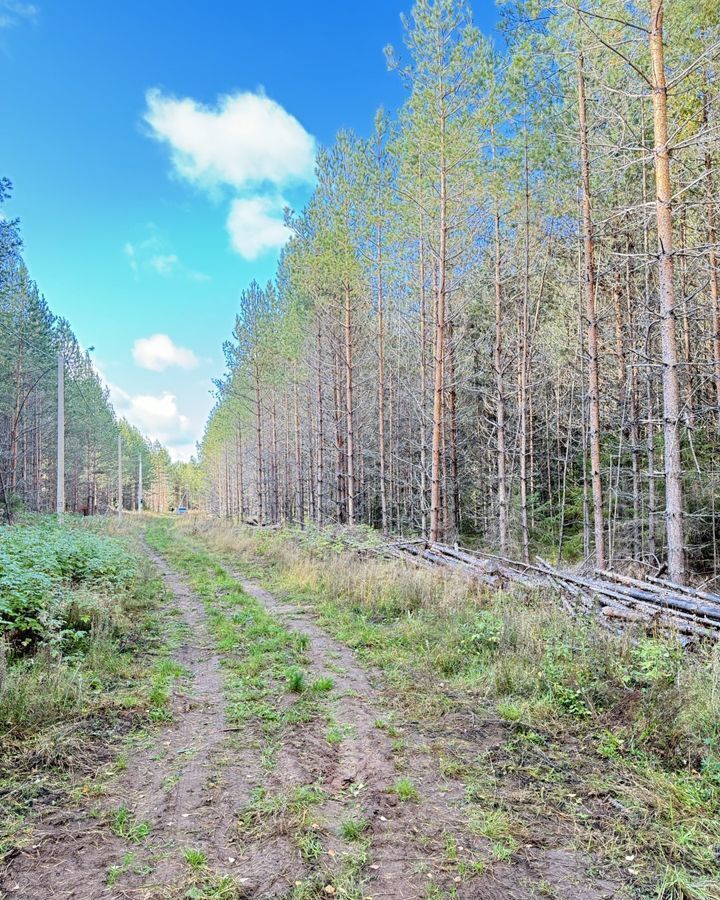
[1,546,620,899]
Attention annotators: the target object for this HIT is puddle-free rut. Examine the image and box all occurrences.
[1,543,619,900]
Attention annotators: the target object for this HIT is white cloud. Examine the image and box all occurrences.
[0,1,38,28]
[149,253,179,276]
[143,89,315,191]
[132,333,199,372]
[123,230,210,282]
[167,442,197,463]
[96,366,196,459]
[142,88,314,261]
[122,391,192,452]
[226,196,291,260]
[126,391,190,435]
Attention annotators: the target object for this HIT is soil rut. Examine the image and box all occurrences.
[1,548,258,899]
[1,545,620,900]
[230,574,620,900]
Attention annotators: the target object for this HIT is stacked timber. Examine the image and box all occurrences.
[375,539,720,642]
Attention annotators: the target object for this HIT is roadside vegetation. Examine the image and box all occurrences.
[0,516,170,863]
[173,516,720,899]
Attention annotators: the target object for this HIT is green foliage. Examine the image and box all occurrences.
[632,639,683,686]
[183,848,208,869]
[0,522,136,649]
[285,666,306,694]
[295,829,323,862]
[340,816,368,841]
[309,676,334,694]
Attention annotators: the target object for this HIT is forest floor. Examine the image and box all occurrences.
[1,516,717,899]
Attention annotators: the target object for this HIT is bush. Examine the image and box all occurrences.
[0,523,136,650]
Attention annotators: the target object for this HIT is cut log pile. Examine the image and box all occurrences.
[373,539,720,642]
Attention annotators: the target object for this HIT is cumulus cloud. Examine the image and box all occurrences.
[143,89,315,191]
[227,196,292,260]
[166,442,197,463]
[132,334,199,372]
[122,391,193,457]
[96,367,196,461]
[125,391,190,435]
[142,88,314,260]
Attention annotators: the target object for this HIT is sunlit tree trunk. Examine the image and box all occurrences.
[577,50,606,568]
[649,0,685,582]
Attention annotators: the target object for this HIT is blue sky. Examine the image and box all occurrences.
[1,0,499,460]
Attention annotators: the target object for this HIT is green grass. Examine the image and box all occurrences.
[468,809,519,861]
[111,805,151,843]
[237,783,326,838]
[0,517,168,865]
[180,873,244,899]
[183,848,208,869]
[285,666,306,693]
[326,721,356,746]
[340,816,368,841]
[656,865,720,900]
[295,829,323,862]
[144,519,335,786]
[392,776,419,802]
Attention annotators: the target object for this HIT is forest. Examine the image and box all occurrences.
[0,181,198,522]
[3,2,720,899]
[200,0,720,586]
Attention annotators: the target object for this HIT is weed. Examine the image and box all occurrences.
[497,701,523,722]
[392,777,419,802]
[295,829,323,862]
[106,864,123,886]
[155,518,720,894]
[184,848,207,869]
[183,874,244,899]
[238,783,326,837]
[326,722,356,745]
[285,667,306,693]
[111,805,150,843]
[341,816,368,841]
[656,866,720,900]
[468,809,518,860]
[310,676,334,693]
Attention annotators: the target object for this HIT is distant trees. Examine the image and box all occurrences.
[200,0,719,584]
[0,182,168,519]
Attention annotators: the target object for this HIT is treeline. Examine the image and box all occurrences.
[201,0,720,584]
[0,180,187,519]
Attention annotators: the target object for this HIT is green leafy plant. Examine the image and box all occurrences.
[111,805,150,843]
[183,848,207,869]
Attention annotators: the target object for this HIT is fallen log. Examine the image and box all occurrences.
[647,575,720,608]
[539,559,720,625]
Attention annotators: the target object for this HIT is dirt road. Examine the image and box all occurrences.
[1,544,619,899]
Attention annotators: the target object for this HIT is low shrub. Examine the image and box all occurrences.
[0,522,136,650]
